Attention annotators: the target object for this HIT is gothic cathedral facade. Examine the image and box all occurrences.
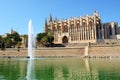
[44,11,120,44]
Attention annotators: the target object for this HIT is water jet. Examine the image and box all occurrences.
[28,19,35,59]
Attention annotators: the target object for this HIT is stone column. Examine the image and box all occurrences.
[70,26,71,41]
[77,26,79,41]
[74,27,76,41]
[75,27,77,41]
[80,18,83,40]
[73,27,75,41]
[83,25,84,40]
[86,16,89,40]
[93,16,97,40]
[61,21,63,33]
[90,26,92,40]
[71,28,72,41]
[111,22,115,37]
[81,28,83,40]
[86,18,89,40]
[103,24,107,39]
[87,25,89,40]
[89,25,91,40]
[85,23,87,40]
[78,26,80,41]
[80,18,82,40]
[92,27,94,40]
[88,26,91,40]
[79,28,81,40]
[73,28,75,41]
[68,20,71,42]
[92,28,94,40]
[68,20,70,34]
[74,18,76,41]
[89,26,91,40]
[98,24,101,39]
[101,24,104,39]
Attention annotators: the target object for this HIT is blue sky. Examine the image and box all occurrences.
[0,0,120,35]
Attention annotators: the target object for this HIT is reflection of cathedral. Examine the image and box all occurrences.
[44,11,120,44]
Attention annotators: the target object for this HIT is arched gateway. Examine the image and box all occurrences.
[62,36,68,43]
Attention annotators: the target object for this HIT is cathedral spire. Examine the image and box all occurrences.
[94,10,99,16]
[45,18,47,26]
[44,18,48,33]
[49,13,52,23]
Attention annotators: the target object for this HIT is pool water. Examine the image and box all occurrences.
[0,58,120,80]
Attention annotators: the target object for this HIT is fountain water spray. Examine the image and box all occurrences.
[26,59,35,79]
[28,19,35,59]
[26,19,36,80]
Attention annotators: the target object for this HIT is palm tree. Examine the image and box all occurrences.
[41,36,49,47]
[47,30,54,47]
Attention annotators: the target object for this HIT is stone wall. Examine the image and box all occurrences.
[104,39,120,44]
[88,46,120,57]
[35,48,84,57]
[0,48,85,58]
[0,45,120,58]
[0,49,27,57]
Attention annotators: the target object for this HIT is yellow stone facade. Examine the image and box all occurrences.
[44,11,120,44]
[20,35,28,48]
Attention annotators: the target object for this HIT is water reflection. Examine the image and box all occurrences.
[0,59,27,80]
[26,59,35,80]
[0,58,120,80]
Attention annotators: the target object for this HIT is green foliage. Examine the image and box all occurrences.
[36,30,54,47]
[0,35,5,50]
[0,35,2,40]
[3,32,22,48]
[47,30,54,46]
[47,30,53,37]
[36,33,47,42]
[1,43,5,50]
[48,36,54,43]
[41,36,49,43]
[11,32,22,45]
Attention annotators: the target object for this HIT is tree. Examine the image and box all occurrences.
[3,32,22,48]
[36,33,47,42]
[47,30,54,47]
[36,33,46,46]
[41,36,49,47]
[0,35,3,47]
[0,35,5,50]
[1,42,5,50]
[3,34,12,48]
[0,35,2,41]
[36,31,54,47]
[11,32,22,47]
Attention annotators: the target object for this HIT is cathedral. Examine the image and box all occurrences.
[44,11,120,44]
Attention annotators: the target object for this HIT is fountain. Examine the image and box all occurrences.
[26,19,35,80]
[26,59,35,80]
[28,19,35,59]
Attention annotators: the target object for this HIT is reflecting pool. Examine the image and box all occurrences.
[0,58,120,80]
